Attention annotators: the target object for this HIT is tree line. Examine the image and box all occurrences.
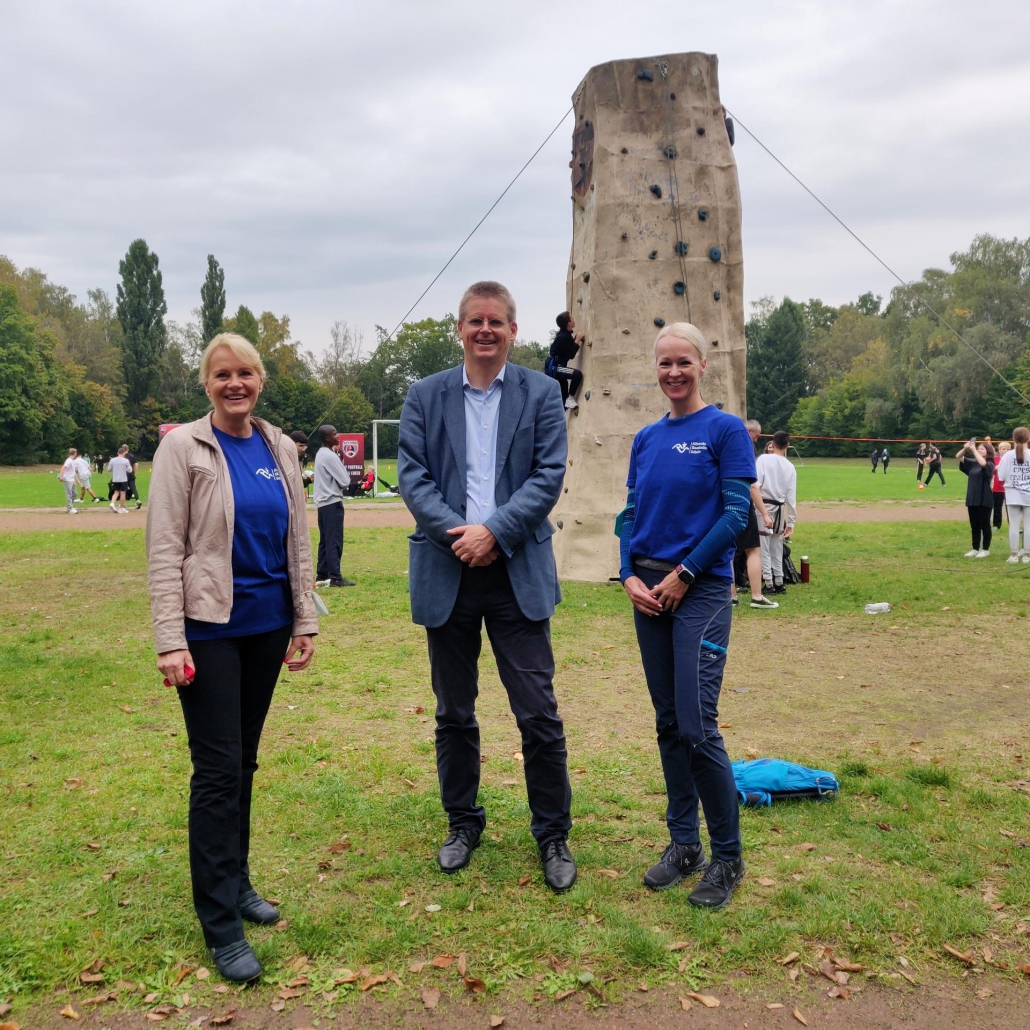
[0,242,548,464]
[746,234,1030,454]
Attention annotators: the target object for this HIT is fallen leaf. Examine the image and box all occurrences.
[397,898,410,907]
[285,975,309,988]
[489,1017,505,1028]
[172,967,194,986]
[778,952,800,965]
[827,985,852,1000]
[679,997,692,1011]
[333,969,364,984]
[798,843,817,852]
[457,954,467,976]
[77,909,99,918]
[549,956,564,974]
[719,722,733,728]
[0,1021,19,1030]
[876,822,892,832]
[757,876,776,887]
[637,983,649,991]
[975,988,993,999]
[554,989,575,1001]
[597,869,620,879]
[431,955,454,969]
[766,1002,784,1009]
[818,960,841,984]
[513,751,524,761]
[666,941,691,952]
[85,842,101,851]
[59,1006,81,1020]
[327,839,351,853]
[403,778,415,788]
[192,967,210,980]
[79,972,105,985]
[943,944,976,966]
[407,961,425,973]
[517,875,531,887]
[467,900,475,912]
[462,976,486,993]
[420,988,440,1010]
[425,904,441,912]
[360,974,389,991]
[269,1001,285,1012]
[502,779,517,786]
[210,1012,236,1026]
[212,984,229,994]
[788,967,800,982]
[81,993,116,1007]
[899,970,917,985]
[277,988,303,1000]
[792,1007,808,1025]
[983,946,994,964]
[143,993,159,1003]
[64,778,84,790]
[677,956,691,973]
[834,958,865,972]
[684,992,719,1008]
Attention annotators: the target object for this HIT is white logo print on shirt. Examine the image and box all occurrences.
[672,442,708,455]
[255,467,282,481]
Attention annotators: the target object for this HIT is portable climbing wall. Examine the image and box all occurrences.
[552,52,745,582]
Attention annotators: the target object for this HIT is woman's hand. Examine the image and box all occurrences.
[157,649,195,688]
[650,571,689,612]
[284,635,315,672]
[623,576,663,616]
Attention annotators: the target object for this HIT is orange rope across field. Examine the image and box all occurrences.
[759,434,993,444]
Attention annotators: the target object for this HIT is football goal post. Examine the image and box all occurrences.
[371,419,401,497]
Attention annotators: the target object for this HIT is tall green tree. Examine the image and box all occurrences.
[199,255,226,343]
[746,297,807,431]
[223,304,259,345]
[116,239,167,410]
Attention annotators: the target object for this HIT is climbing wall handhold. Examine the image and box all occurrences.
[584,390,591,400]
[709,246,722,262]
[648,250,658,260]
[621,232,628,240]
[583,272,590,283]
[713,290,721,300]
[637,69,653,82]
[649,184,662,198]
[621,147,628,154]
[674,241,688,256]
[621,328,630,334]
[673,281,685,295]
[603,388,611,395]
[653,317,665,327]
[663,144,677,159]
[669,92,676,100]
[557,520,564,529]
[698,208,708,221]
[696,126,706,136]
[711,339,719,347]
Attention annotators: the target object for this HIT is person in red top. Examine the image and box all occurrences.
[992,441,1010,530]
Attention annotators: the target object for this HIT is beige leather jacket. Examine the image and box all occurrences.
[145,413,318,654]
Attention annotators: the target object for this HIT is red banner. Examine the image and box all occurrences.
[337,433,365,483]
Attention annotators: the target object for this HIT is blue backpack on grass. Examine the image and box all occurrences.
[731,758,839,807]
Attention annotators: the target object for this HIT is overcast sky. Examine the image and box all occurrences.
[3,0,1029,354]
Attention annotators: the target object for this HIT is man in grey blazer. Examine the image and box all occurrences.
[398,280,576,893]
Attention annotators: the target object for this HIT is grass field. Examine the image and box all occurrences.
[1,519,1028,1022]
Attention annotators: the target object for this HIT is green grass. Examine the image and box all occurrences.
[793,457,963,503]
[0,520,1028,1020]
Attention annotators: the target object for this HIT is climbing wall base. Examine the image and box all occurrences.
[552,53,745,583]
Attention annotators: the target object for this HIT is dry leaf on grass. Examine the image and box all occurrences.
[975,988,993,1000]
[982,946,994,964]
[269,1001,285,1012]
[212,984,229,994]
[666,941,690,952]
[798,843,817,852]
[792,1007,808,1025]
[333,969,365,984]
[876,822,892,832]
[82,993,117,1007]
[757,876,776,887]
[277,988,303,1000]
[285,975,309,988]
[457,954,467,976]
[502,779,517,786]
[766,1002,784,1009]
[210,1011,236,1026]
[517,875,531,887]
[597,869,620,879]
[327,839,351,853]
[59,1005,81,1020]
[195,967,210,980]
[554,989,576,1001]
[360,973,389,991]
[420,988,440,1010]
[943,944,976,966]
[489,1017,505,1028]
[834,957,866,972]
[777,952,800,965]
[172,967,194,986]
[79,971,105,985]
[788,968,800,982]
[1017,964,1030,975]
[431,954,453,968]
[684,992,719,1008]
[827,985,852,1000]
[408,961,425,974]
[462,977,486,994]
[0,1022,20,1030]
[549,956,564,974]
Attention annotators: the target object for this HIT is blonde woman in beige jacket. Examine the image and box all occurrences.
[146,333,317,982]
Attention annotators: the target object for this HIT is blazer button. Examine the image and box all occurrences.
[460,504,466,511]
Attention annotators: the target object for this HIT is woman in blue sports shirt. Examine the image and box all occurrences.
[619,322,755,909]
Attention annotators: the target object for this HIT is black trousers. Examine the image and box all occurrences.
[925,462,945,485]
[177,625,292,948]
[552,366,583,404]
[426,561,572,846]
[316,501,344,581]
[916,460,925,481]
[993,492,1006,529]
[968,506,993,552]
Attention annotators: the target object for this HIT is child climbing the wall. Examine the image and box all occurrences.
[546,311,584,411]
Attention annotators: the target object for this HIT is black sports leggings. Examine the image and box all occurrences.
[993,493,1006,529]
[924,463,945,486]
[968,506,992,552]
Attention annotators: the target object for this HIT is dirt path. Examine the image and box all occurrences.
[0,500,968,533]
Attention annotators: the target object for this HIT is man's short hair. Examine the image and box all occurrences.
[556,311,572,331]
[318,424,338,446]
[772,430,790,449]
[744,419,762,433]
[458,281,516,322]
[289,429,309,446]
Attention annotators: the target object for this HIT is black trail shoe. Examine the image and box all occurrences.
[437,827,480,873]
[238,888,280,925]
[642,841,707,891]
[687,857,745,909]
[540,838,578,893]
[210,939,262,982]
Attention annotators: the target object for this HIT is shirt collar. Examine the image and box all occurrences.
[462,362,506,391]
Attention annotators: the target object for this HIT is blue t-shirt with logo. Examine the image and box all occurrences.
[627,405,756,582]
[185,427,292,641]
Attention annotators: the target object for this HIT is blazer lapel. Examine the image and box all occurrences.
[441,368,466,481]
[494,363,527,482]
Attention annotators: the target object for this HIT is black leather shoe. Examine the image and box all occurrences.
[437,827,480,873]
[540,838,577,893]
[687,857,745,909]
[210,939,262,982]
[642,841,707,891]
[329,578,356,587]
[238,888,280,925]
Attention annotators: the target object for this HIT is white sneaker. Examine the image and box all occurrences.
[315,579,331,588]
[73,498,83,503]
[1023,553,1030,564]
[565,397,578,410]
[67,508,78,515]
[963,550,978,557]
[110,502,118,512]
[975,550,990,558]
[1007,554,1020,564]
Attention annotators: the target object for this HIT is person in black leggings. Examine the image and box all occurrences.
[924,444,945,486]
[957,438,995,557]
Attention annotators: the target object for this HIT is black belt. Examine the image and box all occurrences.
[634,557,677,572]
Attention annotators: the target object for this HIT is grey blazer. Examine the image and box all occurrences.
[397,362,567,628]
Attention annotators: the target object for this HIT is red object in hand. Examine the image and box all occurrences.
[164,665,195,687]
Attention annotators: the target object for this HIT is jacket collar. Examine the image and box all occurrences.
[192,410,282,450]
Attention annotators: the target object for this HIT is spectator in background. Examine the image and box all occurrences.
[997,427,1030,563]
[108,445,133,514]
[545,311,584,411]
[924,443,945,487]
[59,448,80,515]
[992,441,1010,530]
[289,430,312,499]
[124,449,142,509]
[731,419,777,610]
[756,431,797,594]
[94,453,105,475]
[74,452,101,504]
[870,447,880,473]
[915,442,927,486]
[957,437,995,558]
[881,446,890,473]
[313,424,354,587]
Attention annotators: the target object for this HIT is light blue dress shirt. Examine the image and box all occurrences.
[462,363,505,525]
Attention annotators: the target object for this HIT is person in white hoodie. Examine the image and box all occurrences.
[58,448,79,514]
[755,431,798,594]
[997,426,1030,563]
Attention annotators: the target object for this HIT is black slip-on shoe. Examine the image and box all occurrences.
[238,888,280,925]
[540,838,578,893]
[687,857,745,909]
[642,841,708,891]
[211,939,262,983]
[437,827,481,873]
[329,578,356,587]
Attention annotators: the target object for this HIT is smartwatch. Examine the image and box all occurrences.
[674,563,695,586]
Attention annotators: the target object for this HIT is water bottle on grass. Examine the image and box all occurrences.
[864,602,891,615]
